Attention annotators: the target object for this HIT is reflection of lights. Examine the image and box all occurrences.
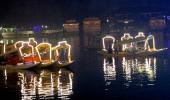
[135,32,145,38]
[121,33,133,51]
[122,57,132,81]
[145,58,157,81]
[53,41,72,62]
[4,70,7,87]
[57,69,73,99]
[122,57,157,87]
[35,43,52,63]
[102,35,115,51]
[17,72,37,100]
[103,57,116,81]
[18,70,61,100]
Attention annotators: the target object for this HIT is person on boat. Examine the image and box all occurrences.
[60,48,67,62]
[114,40,119,55]
[107,44,113,54]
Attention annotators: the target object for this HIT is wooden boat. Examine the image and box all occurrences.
[0,62,40,70]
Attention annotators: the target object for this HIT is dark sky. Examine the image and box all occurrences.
[0,0,169,25]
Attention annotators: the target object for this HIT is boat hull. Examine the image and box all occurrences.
[38,61,57,68]
[0,62,40,70]
[56,61,74,68]
[98,48,167,57]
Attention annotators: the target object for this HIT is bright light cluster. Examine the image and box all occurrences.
[135,32,145,38]
[53,41,72,63]
[102,35,115,51]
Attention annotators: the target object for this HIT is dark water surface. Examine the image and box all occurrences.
[0,49,170,100]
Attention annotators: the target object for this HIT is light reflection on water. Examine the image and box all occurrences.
[103,57,157,88]
[2,69,73,100]
[103,57,116,88]
[122,57,157,87]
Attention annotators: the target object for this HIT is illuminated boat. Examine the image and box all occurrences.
[52,41,74,68]
[99,33,167,57]
[35,43,55,68]
[0,42,40,70]
[98,35,115,55]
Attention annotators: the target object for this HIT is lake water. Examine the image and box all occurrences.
[0,33,170,100]
[0,49,169,100]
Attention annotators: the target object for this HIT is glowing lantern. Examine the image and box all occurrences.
[35,43,52,64]
[52,41,72,63]
[102,35,115,51]
[19,42,34,63]
[121,33,133,51]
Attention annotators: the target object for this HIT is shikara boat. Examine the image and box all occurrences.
[99,33,168,57]
[52,41,74,68]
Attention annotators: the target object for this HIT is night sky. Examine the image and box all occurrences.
[0,0,169,25]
